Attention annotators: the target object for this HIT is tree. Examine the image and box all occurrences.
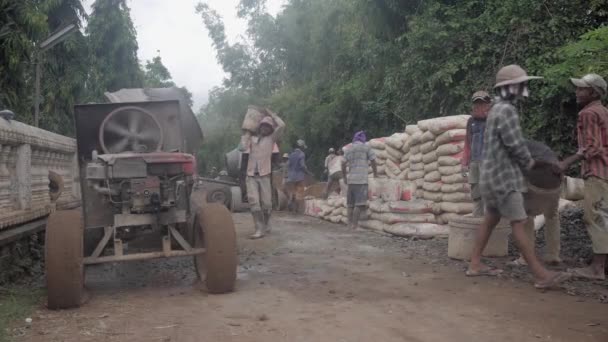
[86,0,143,102]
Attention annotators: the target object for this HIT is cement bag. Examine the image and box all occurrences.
[422,151,438,164]
[341,216,348,225]
[405,125,419,135]
[242,105,268,131]
[436,141,465,156]
[411,131,423,145]
[400,161,410,170]
[438,154,464,166]
[410,144,421,155]
[414,189,424,199]
[424,161,439,173]
[389,200,434,214]
[434,129,466,146]
[414,178,425,188]
[369,138,386,150]
[401,152,411,163]
[369,199,389,213]
[431,203,442,214]
[442,173,467,184]
[562,176,584,201]
[410,162,424,171]
[371,212,436,224]
[426,115,469,135]
[437,212,463,225]
[423,182,442,192]
[373,165,386,175]
[374,149,388,160]
[384,223,449,238]
[440,202,474,214]
[442,192,471,202]
[359,219,386,232]
[421,130,436,143]
[386,145,404,162]
[397,170,408,181]
[320,204,334,216]
[407,169,424,181]
[423,191,443,202]
[424,171,442,182]
[328,215,343,224]
[441,183,471,193]
[385,164,397,179]
[438,165,463,176]
[400,181,417,201]
[385,134,405,150]
[420,140,435,154]
[305,199,323,217]
[411,153,423,163]
[375,158,386,166]
[401,140,411,154]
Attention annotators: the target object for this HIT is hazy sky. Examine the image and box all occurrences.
[83,0,284,110]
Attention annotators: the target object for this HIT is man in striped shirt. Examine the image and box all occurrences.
[560,73,608,280]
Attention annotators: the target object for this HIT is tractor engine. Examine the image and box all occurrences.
[86,152,195,215]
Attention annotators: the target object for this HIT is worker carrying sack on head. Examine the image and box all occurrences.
[461,90,493,217]
[466,65,570,289]
[239,113,285,239]
[560,73,608,281]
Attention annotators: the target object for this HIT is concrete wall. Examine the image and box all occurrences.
[0,118,80,230]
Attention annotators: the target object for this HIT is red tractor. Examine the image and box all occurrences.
[45,89,237,309]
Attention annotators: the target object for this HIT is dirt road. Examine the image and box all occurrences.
[17,213,608,342]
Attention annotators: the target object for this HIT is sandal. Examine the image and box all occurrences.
[534,272,571,289]
[465,266,503,277]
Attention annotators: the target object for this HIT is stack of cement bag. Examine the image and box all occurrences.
[368,138,388,178]
[304,195,347,224]
[360,198,449,238]
[366,134,410,180]
[406,125,425,196]
[415,115,472,224]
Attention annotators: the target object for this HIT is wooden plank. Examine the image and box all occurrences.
[0,218,47,247]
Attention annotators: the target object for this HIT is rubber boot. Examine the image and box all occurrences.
[263,209,272,234]
[249,211,265,239]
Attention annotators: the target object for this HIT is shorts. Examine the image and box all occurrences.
[329,171,343,181]
[484,191,527,222]
[583,177,608,254]
[347,184,368,208]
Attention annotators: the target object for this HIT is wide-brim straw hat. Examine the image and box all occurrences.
[494,65,542,88]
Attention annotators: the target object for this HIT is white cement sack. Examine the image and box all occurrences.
[359,219,386,232]
[371,212,436,224]
[411,153,423,163]
[388,200,435,214]
[375,150,389,160]
[410,162,424,171]
[411,131,423,145]
[414,178,424,188]
[384,223,449,238]
[242,105,268,131]
[409,144,421,154]
[434,129,467,146]
[438,155,463,166]
[423,161,439,173]
[420,141,435,154]
[405,125,419,135]
[369,138,386,149]
[386,159,401,176]
[422,151,438,164]
[400,161,410,170]
[436,141,465,156]
[386,134,405,150]
[440,202,474,214]
[441,183,471,193]
[423,182,443,192]
[386,166,397,179]
[442,173,467,184]
[386,145,404,162]
[442,192,471,202]
[437,212,464,225]
[408,170,425,180]
[423,191,443,202]
[424,115,469,135]
[421,130,436,143]
[375,158,386,166]
[369,199,389,213]
[562,176,584,201]
[414,189,424,199]
[424,171,442,182]
[438,165,463,176]
[328,215,343,224]
[397,170,408,180]
[401,152,411,163]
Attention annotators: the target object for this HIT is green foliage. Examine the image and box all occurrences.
[85,0,143,102]
[198,0,608,175]
[0,286,44,342]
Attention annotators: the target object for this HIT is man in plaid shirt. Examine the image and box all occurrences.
[466,65,570,289]
[560,73,608,280]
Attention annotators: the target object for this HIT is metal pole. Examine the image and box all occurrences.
[34,52,41,127]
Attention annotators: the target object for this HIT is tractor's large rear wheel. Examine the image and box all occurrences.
[193,203,237,293]
[45,210,84,309]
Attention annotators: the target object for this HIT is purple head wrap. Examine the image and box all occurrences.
[353,131,366,143]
